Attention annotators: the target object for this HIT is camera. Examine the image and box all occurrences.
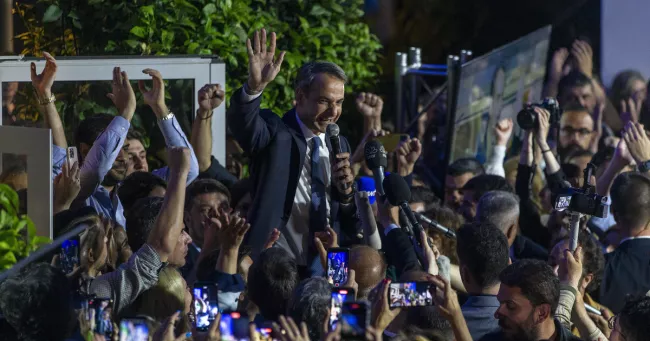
[517,97,561,130]
[554,162,608,218]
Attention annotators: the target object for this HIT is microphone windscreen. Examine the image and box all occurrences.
[364,140,388,169]
[326,123,340,137]
[383,173,411,206]
[357,177,376,204]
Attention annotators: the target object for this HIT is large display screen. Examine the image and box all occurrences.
[449,26,551,164]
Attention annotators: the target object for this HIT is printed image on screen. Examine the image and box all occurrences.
[329,289,352,329]
[194,285,219,329]
[450,26,551,164]
[119,319,149,341]
[219,312,250,341]
[60,239,79,274]
[389,282,433,308]
[327,251,348,287]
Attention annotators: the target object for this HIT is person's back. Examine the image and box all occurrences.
[601,173,650,313]
[0,263,74,341]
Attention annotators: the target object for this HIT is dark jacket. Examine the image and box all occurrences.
[462,295,500,340]
[601,238,650,313]
[227,88,358,259]
[478,318,582,341]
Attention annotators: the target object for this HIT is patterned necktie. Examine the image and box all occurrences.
[310,136,327,232]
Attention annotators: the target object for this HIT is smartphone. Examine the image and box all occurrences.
[375,134,409,152]
[193,282,219,331]
[255,322,274,341]
[59,238,79,274]
[340,301,370,339]
[327,247,349,287]
[119,318,149,341]
[329,287,355,330]
[220,312,250,341]
[86,298,114,338]
[388,281,434,308]
[67,146,79,166]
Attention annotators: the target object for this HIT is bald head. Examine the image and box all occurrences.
[349,245,386,299]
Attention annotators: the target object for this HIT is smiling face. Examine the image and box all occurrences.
[295,73,345,134]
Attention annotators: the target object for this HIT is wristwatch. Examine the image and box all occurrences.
[638,160,650,173]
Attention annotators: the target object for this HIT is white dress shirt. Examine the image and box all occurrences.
[241,88,331,265]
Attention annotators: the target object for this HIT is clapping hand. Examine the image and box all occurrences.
[217,213,251,251]
[198,84,225,118]
[621,96,643,124]
[30,52,57,98]
[550,48,569,80]
[139,68,169,117]
[246,28,286,94]
[623,122,650,166]
[396,137,422,176]
[263,228,281,250]
[571,40,593,77]
[107,67,137,119]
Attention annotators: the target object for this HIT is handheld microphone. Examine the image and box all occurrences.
[415,213,456,239]
[364,140,388,196]
[327,124,348,191]
[383,173,424,241]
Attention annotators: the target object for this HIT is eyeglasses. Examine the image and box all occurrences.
[560,126,592,137]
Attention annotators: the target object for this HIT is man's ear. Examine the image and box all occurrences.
[535,304,552,323]
[581,273,594,292]
[506,224,518,245]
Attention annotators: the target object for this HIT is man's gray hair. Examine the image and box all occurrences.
[294,61,347,92]
[287,277,332,340]
[475,190,520,232]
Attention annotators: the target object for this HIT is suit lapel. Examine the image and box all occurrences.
[283,109,307,165]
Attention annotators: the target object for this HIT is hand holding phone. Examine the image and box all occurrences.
[388,281,434,308]
[220,312,249,341]
[329,287,356,330]
[119,319,149,341]
[86,298,114,338]
[327,248,349,287]
[193,282,219,331]
[340,301,370,339]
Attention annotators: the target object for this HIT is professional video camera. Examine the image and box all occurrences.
[516,97,561,130]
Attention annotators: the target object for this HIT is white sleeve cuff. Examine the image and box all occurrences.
[241,84,263,102]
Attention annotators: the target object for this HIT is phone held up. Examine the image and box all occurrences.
[119,318,149,341]
[329,287,356,330]
[327,247,349,287]
[193,282,219,331]
[340,301,370,340]
[83,297,115,339]
[388,281,435,308]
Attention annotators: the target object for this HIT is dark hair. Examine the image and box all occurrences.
[0,263,73,341]
[610,172,650,230]
[424,204,463,264]
[554,231,605,294]
[404,307,453,340]
[618,296,650,341]
[229,178,252,210]
[611,70,646,113]
[127,128,145,143]
[462,175,513,202]
[499,259,560,312]
[185,179,231,211]
[448,158,484,177]
[457,222,509,289]
[126,197,164,252]
[247,248,299,321]
[558,70,593,99]
[118,172,167,213]
[75,113,114,148]
[294,62,347,93]
[562,103,591,115]
[410,186,440,208]
[287,277,331,341]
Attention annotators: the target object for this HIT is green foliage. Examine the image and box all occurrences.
[0,184,50,271]
[15,0,382,129]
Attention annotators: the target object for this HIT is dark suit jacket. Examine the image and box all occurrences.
[601,238,650,313]
[227,88,358,259]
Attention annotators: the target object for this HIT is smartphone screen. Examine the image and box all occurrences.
[87,298,114,338]
[67,146,79,166]
[220,312,250,341]
[388,281,434,308]
[329,287,355,329]
[59,239,79,274]
[193,282,219,331]
[327,248,349,287]
[119,319,149,341]
[255,323,274,341]
[341,301,369,338]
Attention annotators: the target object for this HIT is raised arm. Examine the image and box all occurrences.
[192,84,225,172]
[139,69,199,184]
[485,118,513,177]
[32,52,67,149]
[227,29,285,154]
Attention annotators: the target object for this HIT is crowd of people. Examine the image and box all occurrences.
[1,26,650,341]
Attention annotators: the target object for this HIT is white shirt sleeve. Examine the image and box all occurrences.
[485,145,507,177]
[241,84,263,102]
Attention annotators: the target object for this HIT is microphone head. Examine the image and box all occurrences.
[326,123,340,137]
[356,177,377,204]
[364,140,388,169]
[383,173,411,206]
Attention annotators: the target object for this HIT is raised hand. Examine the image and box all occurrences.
[198,83,225,117]
[216,213,251,250]
[246,28,286,94]
[31,52,57,97]
[138,68,168,116]
[332,152,354,197]
[571,40,593,77]
[106,67,136,120]
[623,122,650,165]
[314,225,339,270]
[356,93,384,119]
[273,316,310,341]
[263,228,281,250]
[396,137,422,176]
[153,311,192,341]
[613,136,635,166]
[193,312,221,341]
[53,161,80,213]
[429,275,462,322]
[550,48,569,80]
[558,246,583,289]
[621,96,643,124]
[494,118,514,147]
[167,147,192,176]
[533,107,551,148]
[370,279,401,333]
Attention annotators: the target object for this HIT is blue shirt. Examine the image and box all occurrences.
[52,115,199,228]
[461,295,500,340]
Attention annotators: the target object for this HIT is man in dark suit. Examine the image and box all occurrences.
[227,29,357,271]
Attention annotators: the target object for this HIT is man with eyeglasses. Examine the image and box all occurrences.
[558,104,596,161]
[608,296,650,341]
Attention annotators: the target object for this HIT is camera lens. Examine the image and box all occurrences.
[517,107,537,130]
